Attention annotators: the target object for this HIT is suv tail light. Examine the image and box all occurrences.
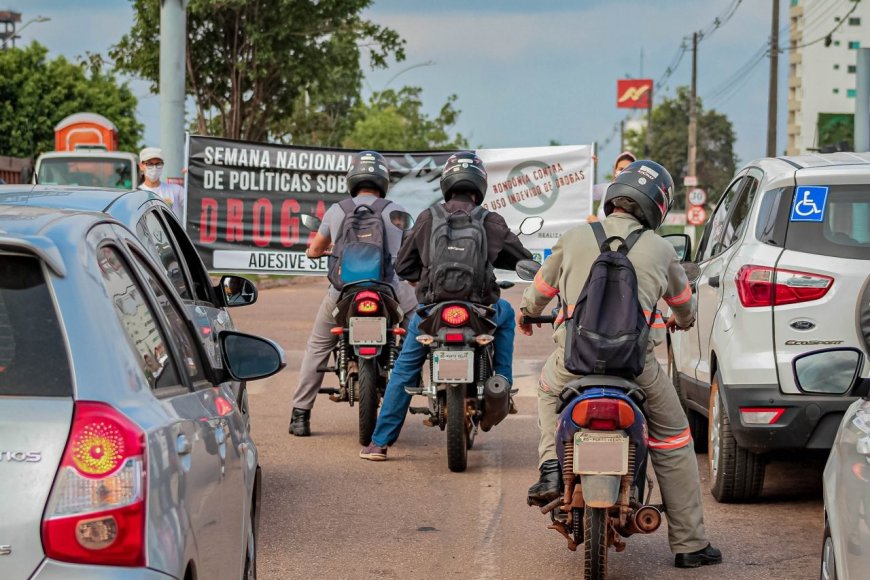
[740,407,785,425]
[441,305,470,326]
[42,402,146,567]
[736,265,833,307]
[572,398,635,430]
[354,290,381,315]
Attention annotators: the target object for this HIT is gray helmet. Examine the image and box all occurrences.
[346,150,390,197]
[603,159,674,229]
[440,151,487,205]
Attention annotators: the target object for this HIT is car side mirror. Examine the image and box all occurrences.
[219,275,257,307]
[793,348,864,395]
[515,259,542,281]
[662,233,692,262]
[219,331,286,381]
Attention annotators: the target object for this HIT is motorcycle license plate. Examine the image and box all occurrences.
[349,317,387,345]
[573,431,629,475]
[433,350,474,384]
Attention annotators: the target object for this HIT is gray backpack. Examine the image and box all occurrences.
[424,204,490,303]
[327,198,392,290]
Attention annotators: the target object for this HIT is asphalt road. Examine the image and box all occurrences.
[234,277,826,580]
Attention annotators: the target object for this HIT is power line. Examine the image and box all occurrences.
[783,0,861,52]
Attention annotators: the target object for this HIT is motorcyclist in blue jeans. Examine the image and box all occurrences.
[360,152,532,460]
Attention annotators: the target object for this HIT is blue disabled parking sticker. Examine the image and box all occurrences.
[790,186,829,222]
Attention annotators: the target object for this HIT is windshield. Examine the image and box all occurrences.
[38,157,134,189]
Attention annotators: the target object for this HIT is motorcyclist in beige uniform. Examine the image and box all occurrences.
[517,160,722,569]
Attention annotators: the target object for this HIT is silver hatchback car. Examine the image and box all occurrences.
[0,205,284,579]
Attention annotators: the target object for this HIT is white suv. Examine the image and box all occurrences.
[669,152,870,502]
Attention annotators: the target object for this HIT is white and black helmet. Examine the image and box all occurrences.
[603,159,674,229]
[346,150,390,197]
[440,151,487,205]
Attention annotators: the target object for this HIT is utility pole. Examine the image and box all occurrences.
[159,0,187,187]
[767,0,780,157]
[644,87,653,157]
[856,48,870,152]
[687,32,698,181]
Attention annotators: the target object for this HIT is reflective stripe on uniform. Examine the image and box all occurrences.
[533,270,559,298]
[664,283,692,306]
[648,427,692,450]
[643,309,667,329]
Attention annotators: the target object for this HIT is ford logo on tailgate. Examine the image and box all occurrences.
[790,320,816,331]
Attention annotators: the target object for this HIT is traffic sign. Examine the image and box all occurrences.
[683,175,698,187]
[688,188,707,207]
[686,206,707,226]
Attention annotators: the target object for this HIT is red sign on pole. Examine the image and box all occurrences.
[617,79,653,109]
[686,206,707,226]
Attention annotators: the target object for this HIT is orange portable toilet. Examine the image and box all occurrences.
[54,113,119,152]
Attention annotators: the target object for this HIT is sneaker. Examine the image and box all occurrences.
[674,544,723,568]
[359,442,387,461]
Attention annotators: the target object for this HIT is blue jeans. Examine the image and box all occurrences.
[370,299,515,447]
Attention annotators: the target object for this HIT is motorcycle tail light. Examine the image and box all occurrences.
[572,398,635,430]
[441,305,470,326]
[739,407,785,425]
[415,334,435,345]
[355,291,381,315]
[42,401,146,567]
[475,334,494,345]
[444,333,465,343]
[358,347,377,356]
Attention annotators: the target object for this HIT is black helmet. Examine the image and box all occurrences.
[346,150,390,197]
[440,151,487,205]
[603,160,674,229]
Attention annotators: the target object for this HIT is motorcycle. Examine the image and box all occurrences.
[516,258,663,580]
[405,216,546,473]
[301,211,414,445]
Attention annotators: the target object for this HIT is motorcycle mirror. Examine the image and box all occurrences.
[497,280,515,290]
[389,210,415,231]
[515,259,542,281]
[300,214,322,231]
[518,216,544,236]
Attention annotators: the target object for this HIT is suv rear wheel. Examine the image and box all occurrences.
[708,372,765,502]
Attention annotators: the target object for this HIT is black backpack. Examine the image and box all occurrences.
[563,221,654,378]
[424,204,490,303]
[327,198,392,290]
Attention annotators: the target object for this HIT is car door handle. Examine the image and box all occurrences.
[709,275,720,288]
[176,434,192,456]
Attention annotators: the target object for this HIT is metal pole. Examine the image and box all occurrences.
[160,0,187,180]
[687,32,698,180]
[644,86,653,157]
[855,48,870,152]
[767,0,780,157]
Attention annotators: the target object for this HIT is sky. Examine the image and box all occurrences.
[11,0,831,170]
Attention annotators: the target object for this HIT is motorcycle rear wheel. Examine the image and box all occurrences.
[446,386,468,472]
[357,360,379,446]
[583,507,608,580]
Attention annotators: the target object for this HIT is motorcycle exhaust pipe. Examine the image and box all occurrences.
[479,374,511,432]
[624,505,662,536]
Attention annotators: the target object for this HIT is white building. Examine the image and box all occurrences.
[787,0,870,154]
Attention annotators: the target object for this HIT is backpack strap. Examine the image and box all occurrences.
[338,197,357,215]
[470,205,489,221]
[622,227,648,254]
[369,197,391,216]
[589,221,608,251]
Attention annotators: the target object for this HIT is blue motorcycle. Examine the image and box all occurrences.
[517,259,663,580]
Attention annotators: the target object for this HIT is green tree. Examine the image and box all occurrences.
[111,0,405,145]
[0,43,142,158]
[343,87,468,150]
[626,86,737,208]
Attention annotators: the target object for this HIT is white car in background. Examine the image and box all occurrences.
[668,152,870,502]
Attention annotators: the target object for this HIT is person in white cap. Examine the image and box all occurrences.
[139,147,186,221]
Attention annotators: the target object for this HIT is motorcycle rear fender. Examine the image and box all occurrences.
[580,474,621,508]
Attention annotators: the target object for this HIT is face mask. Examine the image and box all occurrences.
[144,165,163,181]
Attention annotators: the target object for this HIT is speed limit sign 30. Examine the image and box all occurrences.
[688,188,707,206]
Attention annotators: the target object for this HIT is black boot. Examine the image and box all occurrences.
[288,408,311,436]
[527,459,562,506]
[674,544,723,568]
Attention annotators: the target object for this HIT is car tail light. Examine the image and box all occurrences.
[572,398,635,430]
[736,265,833,307]
[358,346,377,356]
[739,407,785,425]
[42,402,146,567]
[441,305,469,326]
[355,291,380,315]
[444,333,465,343]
